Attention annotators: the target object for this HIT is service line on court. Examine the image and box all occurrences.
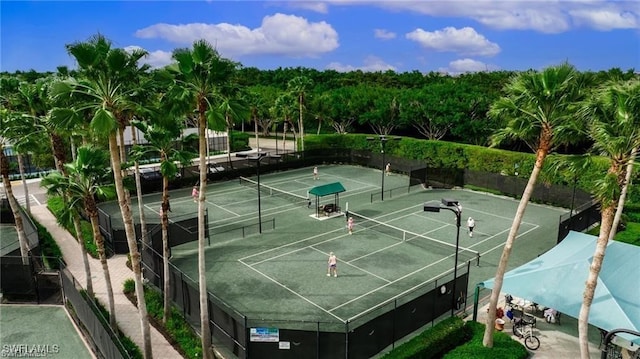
[237,259,346,323]
[309,247,392,283]
[204,200,241,217]
[330,253,455,312]
[347,223,450,263]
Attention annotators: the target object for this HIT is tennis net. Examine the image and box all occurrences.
[239,176,309,207]
[348,210,480,265]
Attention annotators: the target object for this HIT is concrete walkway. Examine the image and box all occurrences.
[30,205,182,359]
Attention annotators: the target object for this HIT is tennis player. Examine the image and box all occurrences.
[192,186,199,202]
[327,252,337,277]
[313,166,319,180]
[385,163,391,176]
[467,217,475,237]
[347,217,354,235]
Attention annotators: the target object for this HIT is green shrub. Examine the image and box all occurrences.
[382,317,470,359]
[33,221,63,269]
[123,280,202,359]
[614,222,640,246]
[123,278,135,294]
[47,196,98,258]
[444,321,528,359]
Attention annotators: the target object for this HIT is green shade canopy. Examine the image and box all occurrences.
[481,231,640,339]
[309,182,346,197]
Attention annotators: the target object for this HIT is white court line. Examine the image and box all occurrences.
[205,200,241,217]
[348,223,450,263]
[238,259,346,323]
[308,247,392,283]
[342,224,542,320]
[241,226,347,262]
[330,253,454,312]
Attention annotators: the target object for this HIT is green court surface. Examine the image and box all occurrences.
[0,304,94,358]
[137,164,567,327]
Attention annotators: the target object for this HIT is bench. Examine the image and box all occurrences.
[319,204,340,216]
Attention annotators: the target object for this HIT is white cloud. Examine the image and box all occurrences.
[286,1,329,14]
[317,0,640,33]
[124,46,174,69]
[326,55,396,72]
[439,58,500,74]
[374,28,396,40]
[406,27,500,57]
[570,8,638,30]
[135,13,339,58]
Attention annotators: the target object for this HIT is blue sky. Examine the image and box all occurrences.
[1,1,639,74]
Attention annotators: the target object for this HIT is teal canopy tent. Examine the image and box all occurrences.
[480,231,640,336]
[309,182,346,218]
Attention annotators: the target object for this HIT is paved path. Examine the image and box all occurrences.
[30,205,182,359]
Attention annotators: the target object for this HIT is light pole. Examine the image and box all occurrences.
[367,135,400,201]
[424,198,462,317]
[248,153,268,233]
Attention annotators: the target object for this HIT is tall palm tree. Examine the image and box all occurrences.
[482,63,590,347]
[211,85,249,168]
[167,39,236,359]
[55,34,153,358]
[131,116,196,324]
[287,76,312,151]
[41,146,117,323]
[0,109,31,264]
[575,79,640,358]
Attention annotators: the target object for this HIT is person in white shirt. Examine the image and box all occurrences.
[467,217,475,237]
[327,252,338,277]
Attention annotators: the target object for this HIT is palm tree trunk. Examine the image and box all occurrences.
[298,96,304,151]
[609,147,636,240]
[108,134,153,359]
[254,116,260,151]
[161,177,171,325]
[482,147,547,347]
[73,214,94,298]
[17,154,30,214]
[226,117,233,169]
[89,212,116,328]
[282,122,287,153]
[132,127,149,246]
[0,149,30,264]
[578,204,615,358]
[197,106,213,359]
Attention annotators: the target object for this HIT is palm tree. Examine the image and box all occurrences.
[575,79,640,358]
[41,146,117,323]
[167,39,236,359]
[211,85,250,168]
[56,34,153,358]
[131,116,196,324]
[0,109,31,264]
[287,76,312,151]
[482,63,590,347]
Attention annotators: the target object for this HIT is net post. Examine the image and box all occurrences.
[476,253,480,266]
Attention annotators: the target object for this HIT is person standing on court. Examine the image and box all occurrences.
[192,185,199,202]
[313,166,319,180]
[327,252,338,277]
[347,216,354,235]
[467,217,475,237]
[385,163,391,176]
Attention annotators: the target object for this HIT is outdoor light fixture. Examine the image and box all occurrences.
[366,135,401,201]
[248,153,268,233]
[423,198,462,317]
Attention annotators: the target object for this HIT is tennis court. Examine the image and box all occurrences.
[155,164,565,325]
[0,304,95,358]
